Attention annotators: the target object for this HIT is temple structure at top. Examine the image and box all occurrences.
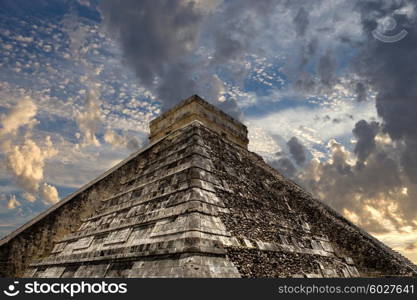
[149,95,248,148]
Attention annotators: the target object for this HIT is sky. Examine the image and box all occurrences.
[0,0,416,263]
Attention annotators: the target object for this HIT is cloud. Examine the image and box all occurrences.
[6,136,58,202]
[183,0,222,13]
[7,195,21,209]
[287,136,307,165]
[349,1,417,184]
[295,135,417,234]
[216,92,243,121]
[61,11,92,64]
[352,119,379,163]
[75,91,102,147]
[247,95,377,149]
[293,7,309,37]
[355,82,368,102]
[104,129,140,151]
[317,50,338,87]
[405,241,417,251]
[98,0,284,116]
[0,98,59,204]
[40,183,59,205]
[267,135,309,178]
[244,0,417,240]
[291,0,417,236]
[0,96,37,137]
[98,0,204,110]
[270,157,297,178]
[22,192,37,203]
[76,0,91,8]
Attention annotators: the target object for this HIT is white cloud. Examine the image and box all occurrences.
[247,95,377,156]
[182,0,223,13]
[104,129,140,151]
[7,195,21,209]
[0,96,37,137]
[6,136,58,202]
[0,98,59,204]
[40,183,59,204]
[75,91,102,147]
[22,192,37,203]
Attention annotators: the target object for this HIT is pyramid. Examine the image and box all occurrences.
[1,95,416,278]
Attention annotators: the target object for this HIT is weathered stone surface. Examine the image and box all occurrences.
[0,95,416,278]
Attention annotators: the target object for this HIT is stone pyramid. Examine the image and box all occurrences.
[1,95,416,278]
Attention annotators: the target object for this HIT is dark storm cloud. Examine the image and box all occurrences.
[355,82,367,102]
[353,120,379,163]
[99,0,203,110]
[353,0,417,179]
[401,139,417,183]
[98,0,282,115]
[216,97,243,121]
[287,136,307,165]
[270,157,296,178]
[285,0,417,233]
[317,50,337,87]
[297,139,406,233]
[126,137,140,151]
[269,135,308,177]
[293,7,309,37]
